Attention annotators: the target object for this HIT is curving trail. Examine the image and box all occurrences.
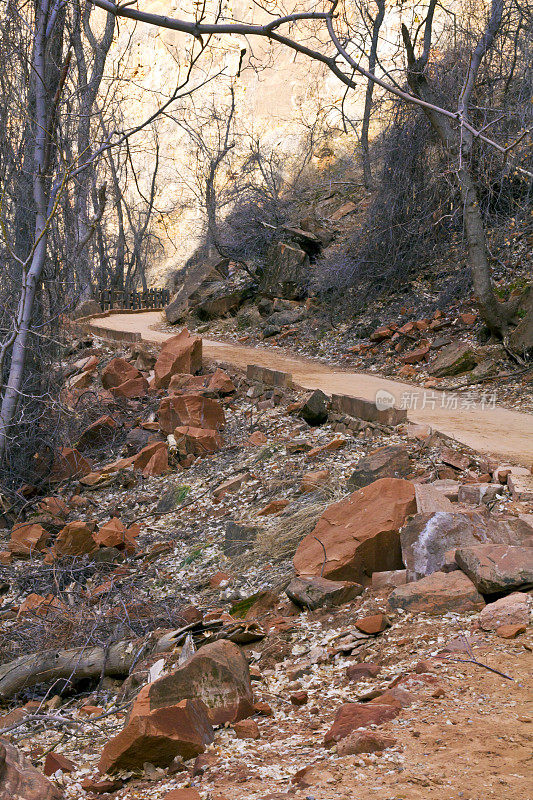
[89,311,533,467]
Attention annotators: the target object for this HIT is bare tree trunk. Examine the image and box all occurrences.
[70,0,114,302]
[360,0,385,189]
[400,0,515,340]
[0,0,59,461]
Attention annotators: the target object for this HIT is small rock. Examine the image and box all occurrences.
[355,614,390,635]
[290,691,308,706]
[300,470,330,493]
[324,703,399,746]
[286,576,363,611]
[43,751,75,776]
[478,592,530,631]
[346,663,381,682]
[496,623,526,639]
[371,570,407,589]
[298,390,329,425]
[233,719,260,739]
[257,499,289,515]
[337,731,396,756]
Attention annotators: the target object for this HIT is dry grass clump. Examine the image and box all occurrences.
[237,486,346,567]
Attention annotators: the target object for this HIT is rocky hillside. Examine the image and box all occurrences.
[0,329,532,799]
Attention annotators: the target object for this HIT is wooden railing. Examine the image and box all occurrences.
[95,287,170,311]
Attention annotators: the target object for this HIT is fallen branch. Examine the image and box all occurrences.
[0,617,265,700]
[0,639,144,701]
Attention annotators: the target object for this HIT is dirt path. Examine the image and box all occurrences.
[90,311,533,467]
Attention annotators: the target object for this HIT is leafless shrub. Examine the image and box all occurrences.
[314,32,532,316]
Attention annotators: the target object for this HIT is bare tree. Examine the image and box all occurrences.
[90,0,531,350]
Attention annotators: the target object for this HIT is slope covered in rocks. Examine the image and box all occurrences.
[0,329,531,800]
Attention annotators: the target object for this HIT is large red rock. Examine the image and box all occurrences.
[50,448,92,481]
[158,395,225,435]
[207,369,236,395]
[478,592,529,631]
[153,330,202,390]
[388,571,484,614]
[77,416,118,450]
[53,521,97,557]
[0,739,62,799]
[324,703,399,746]
[9,523,49,556]
[38,497,68,520]
[110,376,148,399]
[132,442,169,476]
[401,512,533,580]
[130,640,253,726]
[454,544,533,595]
[98,699,213,774]
[293,478,416,582]
[174,426,222,456]
[101,358,142,390]
[94,518,140,553]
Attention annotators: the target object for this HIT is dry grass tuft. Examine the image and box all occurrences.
[236,486,346,568]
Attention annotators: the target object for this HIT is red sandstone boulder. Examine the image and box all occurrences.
[94,518,140,553]
[285,576,362,610]
[324,703,399,746]
[293,478,416,582]
[478,592,529,631]
[38,497,68,520]
[207,369,236,395]
[98,699,213,774]
[110,376,148,399]
[174,426,222,456]
[0,739,62,799]
[76,415,118,450]
[9,523,49,556]
[454,544,533,595]
[158,395,225,435]
[132,441,169,476]
[153,330,202,390]
[53,521,97,557]
[130,640,253,726]
[388,571,484,614]
[101,358,142,389]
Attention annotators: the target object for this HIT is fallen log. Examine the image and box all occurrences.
[0,618,265,701]
[0,639,145,702]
